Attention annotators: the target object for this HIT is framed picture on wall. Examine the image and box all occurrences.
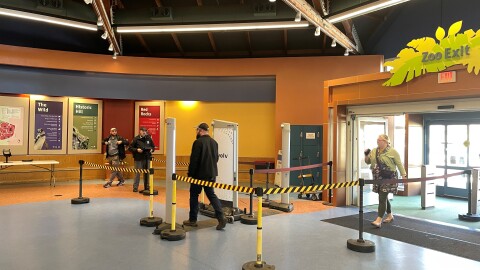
[134,101,165,154]
[29,95,68,155]
[68,98,103,154]
[0,95,29,155]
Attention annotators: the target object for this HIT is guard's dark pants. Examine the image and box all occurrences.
[189,178,224,221]
[133,159,149,190]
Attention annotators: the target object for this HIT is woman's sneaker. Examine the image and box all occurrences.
[103,182,112,188]
[117,180,125,186]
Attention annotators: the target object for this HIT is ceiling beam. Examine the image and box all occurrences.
[282,0,357,53]
[116,0,153,56]
[153,0,184,56]
[245,32,252,56]
[207,32,218,56]
[92,0,121,55]
[171,34,185,56]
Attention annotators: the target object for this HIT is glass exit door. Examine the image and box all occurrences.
[355,116,388,206]
[428,123,480,198]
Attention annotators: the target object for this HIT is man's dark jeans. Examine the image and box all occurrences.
[189,178,224,221]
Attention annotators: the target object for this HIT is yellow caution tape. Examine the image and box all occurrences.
[83,161,150,174]
[263,181,360,194]
[152,158,189,167]
[174,174,359,195]
[175,175,255,194]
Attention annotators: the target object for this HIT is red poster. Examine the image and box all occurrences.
[139,106,160,150]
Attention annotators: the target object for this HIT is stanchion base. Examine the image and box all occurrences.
[347,239,375,253]
[322,201,333,206]
[140,217,163,227]
[142,190,158,196]
[458,213,480,222]
[71,197,90,204]
[242,261,275,270]
[268,201,294,212]
[262,199,271,208]
[160,229,186,241]
[240,214,257,225]
[153,223,183,235]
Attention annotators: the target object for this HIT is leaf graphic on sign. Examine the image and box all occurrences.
[384,21,480,86]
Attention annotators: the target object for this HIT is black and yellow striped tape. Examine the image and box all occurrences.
[83,161,149,174]
[152,158,189,167]
[174,174,359,195]
[175,175,255,194]
[263,181,360,194]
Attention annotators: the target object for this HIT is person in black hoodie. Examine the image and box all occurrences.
[129,127,155,193]
[183,123,226,230]
[103,128,127,188]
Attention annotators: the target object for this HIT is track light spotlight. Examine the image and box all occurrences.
[84,0,93,4]
[344,48,350,56]
[108,43,113,51]
[112,52,118,60]
[97,18,103,27]
[294,12,302,22]
[101,32,108,39]
[269,0,276,2]
[331,39,337,47]
[314,26,321,36]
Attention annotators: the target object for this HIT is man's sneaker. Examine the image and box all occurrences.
[117,180,125,186]
[133,187,138,192]
[183,220,198,227]
[216,217,226,230]
[103,183,112,188]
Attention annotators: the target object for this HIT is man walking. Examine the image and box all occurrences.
[183,123,226,230]
[129,127,155,193]
[103,128,127,188]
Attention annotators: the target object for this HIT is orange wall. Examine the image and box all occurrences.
[0,44,383,155]
[165,101,275,157]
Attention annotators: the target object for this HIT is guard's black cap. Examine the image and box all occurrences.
[140,127,148,131]
[197,123,209,131]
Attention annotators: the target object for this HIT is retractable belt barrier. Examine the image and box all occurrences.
[83,161,150,174]
[365,170,467,185]
[152,158,190,167]
[174,161,346,195]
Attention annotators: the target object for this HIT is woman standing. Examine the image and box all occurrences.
[365,134,407,228]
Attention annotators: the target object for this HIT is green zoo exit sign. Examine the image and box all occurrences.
[422,45,470,63]
[384,21,480,86]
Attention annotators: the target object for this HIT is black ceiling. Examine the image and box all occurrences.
[0,0,478,59]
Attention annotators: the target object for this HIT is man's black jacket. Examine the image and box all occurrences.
[128,135,155,161]
[103,135,127,160]
[188,134,218,180]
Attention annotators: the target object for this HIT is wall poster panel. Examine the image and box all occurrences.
[29,95,68,155]
[68,98,103,154]
[0,95,29,155]
[134,101,164,154]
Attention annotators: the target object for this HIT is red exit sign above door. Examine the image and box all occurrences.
[438,71,456,84]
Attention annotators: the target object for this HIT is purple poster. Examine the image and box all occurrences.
[34,100,63,150]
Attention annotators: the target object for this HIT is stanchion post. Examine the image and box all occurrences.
[347,178,375,252]
[140,157,163,227]
[240,169,257,225]
[263,162,271,207]
[323,161,333,206]
[149,158,154,217]
[242,187,275,270]
[459,169,480,221]
[143,156,158,196]
[161,173,186,240]
[71,160,90,204]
